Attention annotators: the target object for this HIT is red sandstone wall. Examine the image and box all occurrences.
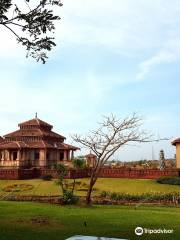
[98,168,179,179]
[0,169,19,180]
[0,167,179,180]
[40,168,90,179]
[18,169,36,179]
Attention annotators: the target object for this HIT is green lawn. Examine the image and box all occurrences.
[0,178,179,197]
[0,201,179,240]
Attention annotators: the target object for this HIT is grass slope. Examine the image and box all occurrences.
[0,178,180,197]
[0,201,179,240]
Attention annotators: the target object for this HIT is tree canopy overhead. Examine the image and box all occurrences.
[0,0,63,63]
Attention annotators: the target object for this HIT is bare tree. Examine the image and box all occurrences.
[0,0,63,63]
[72,113,151,204]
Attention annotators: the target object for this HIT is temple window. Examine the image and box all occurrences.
[35,150,40,160]
[46,152,50,160]
[60,152,64,161]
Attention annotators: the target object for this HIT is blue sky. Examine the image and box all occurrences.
[0,0,180,161]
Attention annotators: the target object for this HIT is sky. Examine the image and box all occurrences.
[0,0,180,161]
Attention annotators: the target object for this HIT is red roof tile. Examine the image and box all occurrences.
[4,129,65,139]
[0,141,80,150]
[172,138,180,146]
[59,143,80,150]
[0,141,28,149]
[18,118,53,128]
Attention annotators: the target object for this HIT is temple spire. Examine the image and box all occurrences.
[35,112,38,118]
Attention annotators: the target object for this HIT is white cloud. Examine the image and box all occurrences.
[2,0,180,62]
[54,0,180,55]
[136,38,180,79]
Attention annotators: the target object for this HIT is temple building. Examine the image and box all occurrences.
[0,117,79,168]
[85,153,97,167]
[172,138,180,169]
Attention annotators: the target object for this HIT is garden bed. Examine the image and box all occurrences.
[0,194,179,206]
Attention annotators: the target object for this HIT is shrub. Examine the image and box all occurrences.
[156,176,180,185]
[100,191,110,198]
[99,191,180,202]
[60,190,79,204]
[41,175,52,181]
[72,158,85,169]
[110,192,119,201]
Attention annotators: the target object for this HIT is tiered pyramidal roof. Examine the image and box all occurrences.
[0,117,79,150]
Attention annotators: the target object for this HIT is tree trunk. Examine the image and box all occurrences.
[71,177,76,194]
[86,180,94,204]
[86,172,97,205]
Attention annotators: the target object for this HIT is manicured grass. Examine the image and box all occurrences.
[94,178,180,194]
[0,201,179,240]
[0,178,179,197]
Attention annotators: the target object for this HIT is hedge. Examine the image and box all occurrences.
[156,176,180,185]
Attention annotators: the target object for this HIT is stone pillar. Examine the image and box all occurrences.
[176,144,180,168]
[7,150,10,161]
[17,150,21,161]
[0,151,3,166]
[39,149,47,168]
[67,151,70,161]
[71,150,74,160]
[55,150,58,165]
[22,150,29,167]
[57,151,60,162]
[64,151,67,161]
[1,151,5,166]
[16,150,21,167]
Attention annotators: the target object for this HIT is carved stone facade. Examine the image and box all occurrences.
[0,117,79,168]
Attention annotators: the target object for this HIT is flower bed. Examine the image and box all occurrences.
[2,184,34,193]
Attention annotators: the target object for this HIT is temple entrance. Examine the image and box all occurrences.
[60,152,64,161]
[12,151,18,161]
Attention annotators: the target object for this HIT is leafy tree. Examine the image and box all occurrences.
[0,0,63,63]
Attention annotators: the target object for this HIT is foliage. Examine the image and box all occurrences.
[41,174,52,181]
[60,189,79,204]
[56,163,67,193]
[72,158,85,169]
[100,191,180,202]
[0,0,63,63]
[55,163,79,204]
[157,176,180,185]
